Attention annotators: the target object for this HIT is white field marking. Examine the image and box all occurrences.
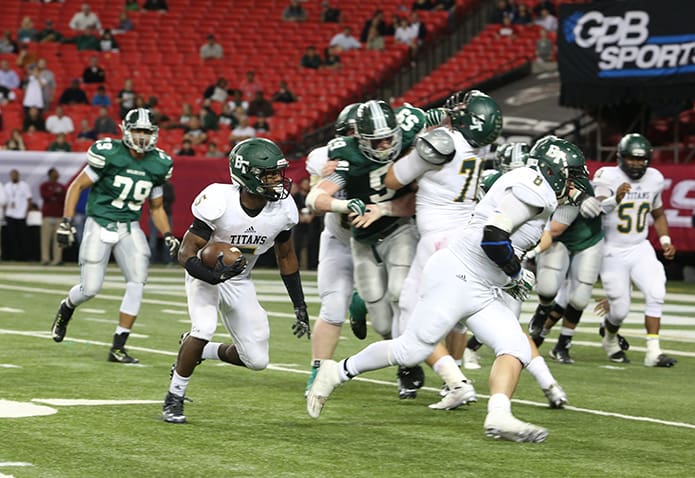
[0,307,24,313]
[32,399,162,406]
[0,364,20,369]
[80,308,105,314]
[0,462,32,466]
[161,309,188,315]
[0,400,56,418]
[599,365,628,370]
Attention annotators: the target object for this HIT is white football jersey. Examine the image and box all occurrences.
[191,183,298,279]
[306,145,351,245]
[393,128,481,235]
[592,166,664,246]
[449,167,557,286]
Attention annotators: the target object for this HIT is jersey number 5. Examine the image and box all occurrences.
[111,175,153,211]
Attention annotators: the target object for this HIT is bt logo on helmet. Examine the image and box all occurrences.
[546,144,567,161]
[234,155,249,173]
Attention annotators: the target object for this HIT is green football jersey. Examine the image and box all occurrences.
[328,136,410,244]
[85,138,173,227]
[395,104,426,151]
[480,170,502,194]
[556,177,604,252]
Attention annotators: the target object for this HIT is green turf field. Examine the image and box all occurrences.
[1,264,693,477]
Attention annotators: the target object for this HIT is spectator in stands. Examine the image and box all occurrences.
[36,59,56,107]
[200,34,223,60]
[366,19,385,51]
[535,28,554,64]
[239,70,263,101]
[148,96,171,128]
[200,99,219,131]
[3,169,33,261]
[125,0,140,12]
[0,86,16,106]
[535,7,557,32]
[46,106,75,135]
[533,1,555,16]
[17,17,38,44]
[253,114,270,133]
[271,80,297,103]
[47,133,72,152]
[69,4,102,32]
[0,60,20,91]
[330,26,361,51]
[320,1,342,23]
[76,118,97,142]
[93,106,118,135]
[38,20,64,43]
[394,16,418,54]
[75,26,102,51]
[115,11,134,33]
[143,0,168,12]
[203,77,231,103]
[497,13,516,38]
[5,129,26,151]
[17,44,39,69]
[0,31,19,54]
[83,56,106,83]
[300,45,323,69]
[491,0,512,23]
[229,116,256,146]
[218,103,238,129]
[322,45,342,70]
[91,85,111,107]
[58,79,89,106]
[22,65,46,111]
[22,107,45,132]
[410,12,427,43]
[183,116,207,145]
[412,0,434,10]
[205,142,225,158]
[177,102,193,128]
[282,0,307,22]
[40,167,67,266]
[227,89,248,113]
[514,3,532,25]
[247,91,274,118]
[99,29,119,52]
[360,10,389,43]
[116,78,136,117]
[176,138,195,156]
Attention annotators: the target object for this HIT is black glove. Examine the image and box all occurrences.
[56,217,77,248]
[291,303,311,339]
[163,232,180,259]
[213,253,247,282]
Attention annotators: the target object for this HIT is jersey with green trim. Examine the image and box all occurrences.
[555,177,604,252]
[396,104,427,150]
[328,136,411,244]
[85,138,173,227]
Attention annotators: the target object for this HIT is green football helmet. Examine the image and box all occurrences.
[121,108,159,153]
[528,135,586,199]
[229,138,291,201]
[617,133,652,180]
[335,103,361,137]
[354,100,402,163]
[445,90,503,148]
[496,142,530,172]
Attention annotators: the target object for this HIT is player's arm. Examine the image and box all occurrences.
[305,178,365,216]
[651,206,676,260]
[149,194,180,258]
[351,191,415,229]
[178,220,246,284]
[62,169,94,219]
[384,129,454,190]
[274,230,311,339]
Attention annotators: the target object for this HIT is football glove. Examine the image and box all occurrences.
[213,254,247,282]
[291,304,311,339]
[346,198,367,216]
[163,232,180,259]
[56,217,77,248]
[579,196,602,218]
[505,268,535,302]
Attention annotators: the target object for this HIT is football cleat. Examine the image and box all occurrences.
[428,380,477,410]
[543,382,568,409]
[609,351,630,363]
[307,359,342,419]
[463,348,481,370]
[51,300,74,342]
[397,365,425,399]
[549,347,574,364]
[527,312,546,339]
[108,347,139,364]
[599,324,629,350]
[644,353,677,368]
[439,382,449,397]
[348,291,368,340]
[162,392,186,424]
[602,333,630,363]
[484,411,548,443]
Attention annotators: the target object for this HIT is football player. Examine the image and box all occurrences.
[50,108,178,364]
[307,135,589,442]
[162,138,311,424]
[591,133,677,367]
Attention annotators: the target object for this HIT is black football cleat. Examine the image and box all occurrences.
[51,300,74,343]
[397,365,425,399]
[162,392,186,424]
[108,347,139,364]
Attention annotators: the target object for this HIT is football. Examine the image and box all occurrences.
[200,242,242,268]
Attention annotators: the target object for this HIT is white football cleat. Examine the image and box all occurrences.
[484,411,548,443]
[428,380,477,410]
[306,359,341,419]
[543,382,568,409]
[463,348,481,370]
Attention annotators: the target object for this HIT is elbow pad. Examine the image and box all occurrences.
[481,225,521,277]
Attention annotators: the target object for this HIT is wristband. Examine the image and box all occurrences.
[659,236,672,247]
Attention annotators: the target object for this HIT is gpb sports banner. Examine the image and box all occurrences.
[558,0,695,107]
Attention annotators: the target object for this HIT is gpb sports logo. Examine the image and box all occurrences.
[564,10,695,77]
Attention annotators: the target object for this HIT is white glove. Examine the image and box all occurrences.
[505,268,535,302]
[579,196,602,218]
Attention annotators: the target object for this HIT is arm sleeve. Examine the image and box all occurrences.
[551,204,579,226]
[392,148,433,185]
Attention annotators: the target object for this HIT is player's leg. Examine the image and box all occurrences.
[351,238,391,338]
[530,242,569,344]
[51,217,112,342]
[599,247,632,362]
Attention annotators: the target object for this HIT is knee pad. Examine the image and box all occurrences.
[643,278,666,318]
[238,346,269,370]
[318,290,350,325]
[564,304,583,325]
[79,262,106,298]
[607,295,630,324]
[120,281,144,316]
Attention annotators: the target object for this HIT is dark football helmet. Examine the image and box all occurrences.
[528,135,586,199]
[229,138,291,201]
[354,100,402,163]
[121,108,159,153]
[445,90,503,148]
[617,133,652,180]
[335,103,361,137]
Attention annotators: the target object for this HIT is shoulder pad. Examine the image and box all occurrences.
[306,146,329,177]
[86,138,115,170]
[191,183,229,222]
[511,181,555,210]
[415,129,455,165]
